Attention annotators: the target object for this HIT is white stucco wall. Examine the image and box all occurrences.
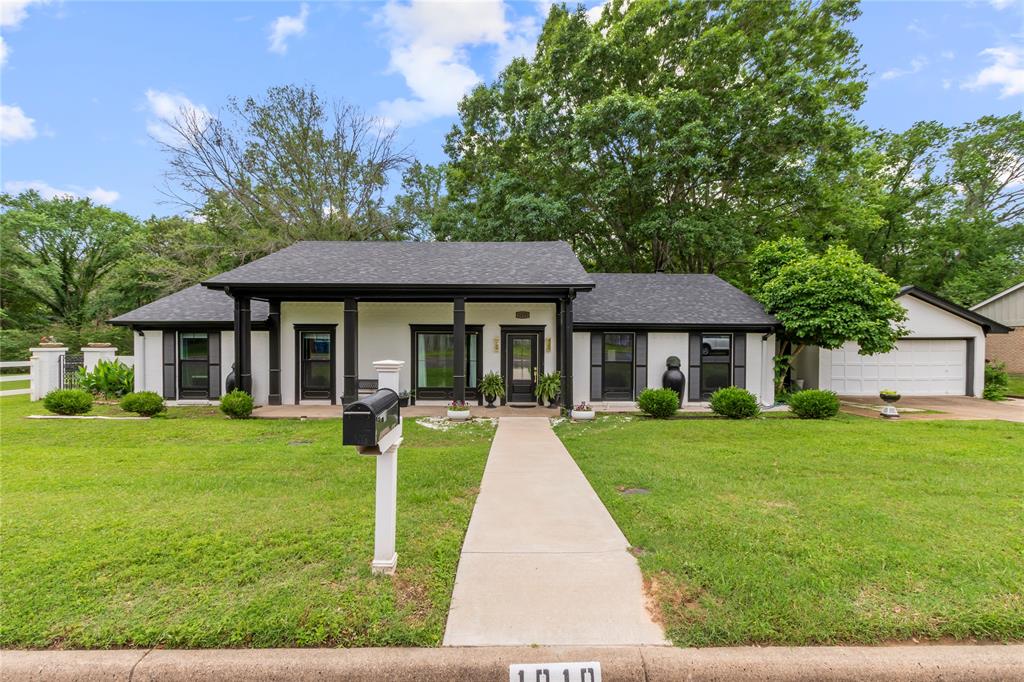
[223,330,269,404]
[142,330,163,397]
[745,332,775,406]
[572,331,591,403]
[280,302,345,404]
[814,293,987,396]
[133,332,146,392]
[647,332,689,404]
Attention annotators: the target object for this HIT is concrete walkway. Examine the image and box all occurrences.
[839,395,1024,422]
[443,417,667,647]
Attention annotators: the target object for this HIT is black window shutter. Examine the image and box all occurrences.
[733,333,746,388]
[590,332,602,402]
[634,332,647,399]
[162,331,177,400]
[208,331,221,399]
[688,334,701,401]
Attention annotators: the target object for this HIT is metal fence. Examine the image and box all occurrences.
[59,353,85,390]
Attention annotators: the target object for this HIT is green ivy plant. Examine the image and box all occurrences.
[479,371,505,403]
[536,371,561,405]
[77,359,134,399]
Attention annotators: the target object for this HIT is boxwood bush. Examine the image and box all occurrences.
[637,387,680,418]
[120,391,166,417]
[43,389,93,415]
[788,389,840,419]
[709,386,760,419]
[220,389,254,419]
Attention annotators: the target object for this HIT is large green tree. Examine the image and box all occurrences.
[438,0,866,274]
[0,191,139,328]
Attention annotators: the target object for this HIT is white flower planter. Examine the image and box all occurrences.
[571,409,595,421]
[447,409,471,421]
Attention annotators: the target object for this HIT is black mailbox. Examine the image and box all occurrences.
[343,388,400,448]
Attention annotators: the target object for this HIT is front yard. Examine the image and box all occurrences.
[1008,373,1024,398]
[556,414,1024,646]
[0,395,493,649]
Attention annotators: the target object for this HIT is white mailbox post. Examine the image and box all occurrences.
[369,359,403,575]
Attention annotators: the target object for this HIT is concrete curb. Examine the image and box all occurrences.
[3,645,1022,681]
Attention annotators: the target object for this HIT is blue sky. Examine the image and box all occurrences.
[1,0,1022,219]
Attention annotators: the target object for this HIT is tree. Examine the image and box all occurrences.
[157,84,413,256]
[751,237,908,391]
[389,161,447,241]
[0,191,139,328]
[439,0,866,275]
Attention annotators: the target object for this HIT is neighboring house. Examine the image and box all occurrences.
[971,281,1024,373]
[792,287,1010,397]
[109,241,778,408]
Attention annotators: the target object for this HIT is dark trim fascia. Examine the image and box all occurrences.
[122,321,270,332]
[899,286,1012,334]
[573,322,778,333]
[203,283,593,297]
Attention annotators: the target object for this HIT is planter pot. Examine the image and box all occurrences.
[547,398,558,408]
[484,396,497,409]
[39,342,64,348]
[398,397,410,408]
[571,409,595,421]
[880,393,901,404]
[448,409,471,421]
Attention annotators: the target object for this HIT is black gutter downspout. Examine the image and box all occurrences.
[453,297,466,403]
[343,298,359,405]
[268,300,281,405]
[233,294,252,394]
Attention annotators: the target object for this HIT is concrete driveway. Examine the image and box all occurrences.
[839,395,1024,423]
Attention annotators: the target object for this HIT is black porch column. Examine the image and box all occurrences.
[268,300,281,405]
[233,294,252,394]
[453,297,466,402]
[562,294,574,411]
[343,298,358,405]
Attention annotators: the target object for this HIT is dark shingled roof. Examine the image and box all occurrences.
[109,285,269,326]
[204,241,593,288]
[574,273,777,327]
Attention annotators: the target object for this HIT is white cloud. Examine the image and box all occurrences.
[989,0,1017,10]
[906,21,929,38]
[268,3,309,55]
[376,0,542,126]
[963,46,1024,98]
[144,88,210,145]
[941,50,955,61]
[0,0,49,28]
[880,56,928,81]
[3,180,120,204]
[0,103,36,142]
[0,36,8,67]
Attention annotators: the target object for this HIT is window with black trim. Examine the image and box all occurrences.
[602,332,634,400]
[179,332,210,398]
[700,333,732,399]
[413,330,480,399]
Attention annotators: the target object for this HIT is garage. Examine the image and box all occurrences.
[826,338,968,396]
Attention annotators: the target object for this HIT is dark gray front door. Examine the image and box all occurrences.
[300,331,332,400]
[507,334,538,403]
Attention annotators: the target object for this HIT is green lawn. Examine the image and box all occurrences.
[1008,373,1024,398]
[0,394,493,649]
[0,379,29,390]
[556,414,1024,646]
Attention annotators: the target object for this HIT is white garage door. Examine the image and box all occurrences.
[827,339,967,396]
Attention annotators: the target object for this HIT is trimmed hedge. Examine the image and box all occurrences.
[220,390,254,419]
[709,386,760,419]
[120,391,166,417]
[788,389,840,419]
[637,387,680,418]
[43,389,93,415]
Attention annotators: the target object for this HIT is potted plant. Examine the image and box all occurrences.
[479,371,505,408]
[447,400,471,421]
[398,390,411,408]
[879,389,901,404]
[571,401,595,421]
[536,371,561,407]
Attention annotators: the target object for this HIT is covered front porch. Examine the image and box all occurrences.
[224,292,579,410]
[252,403,561,419]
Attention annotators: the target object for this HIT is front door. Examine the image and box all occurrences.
[507,334,538,403]
[300,331,333,400]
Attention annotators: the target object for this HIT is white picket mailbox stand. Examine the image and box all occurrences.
[369,360,403,575]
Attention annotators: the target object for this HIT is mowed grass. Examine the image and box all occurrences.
[1008,373,1024,398]
[0,394,493,648]
[0,379,30,390]
[555,414,1024,646]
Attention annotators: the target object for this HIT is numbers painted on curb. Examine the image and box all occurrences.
[509,662,601,682]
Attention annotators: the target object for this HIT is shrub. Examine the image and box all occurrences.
[220,389,254,419]
[120,391,166,417]
[479,371,505,401]
[43,388,93,415]
[788,389,840,419]
[709,386,760,419]
[983,362,1009,401]
[637,387,679,418]
[77,359,134,398]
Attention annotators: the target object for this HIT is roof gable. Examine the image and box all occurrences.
[204,241,593,290]
[109,285,269,327]
[898,286,1011,334]
[970,280,1024,311]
